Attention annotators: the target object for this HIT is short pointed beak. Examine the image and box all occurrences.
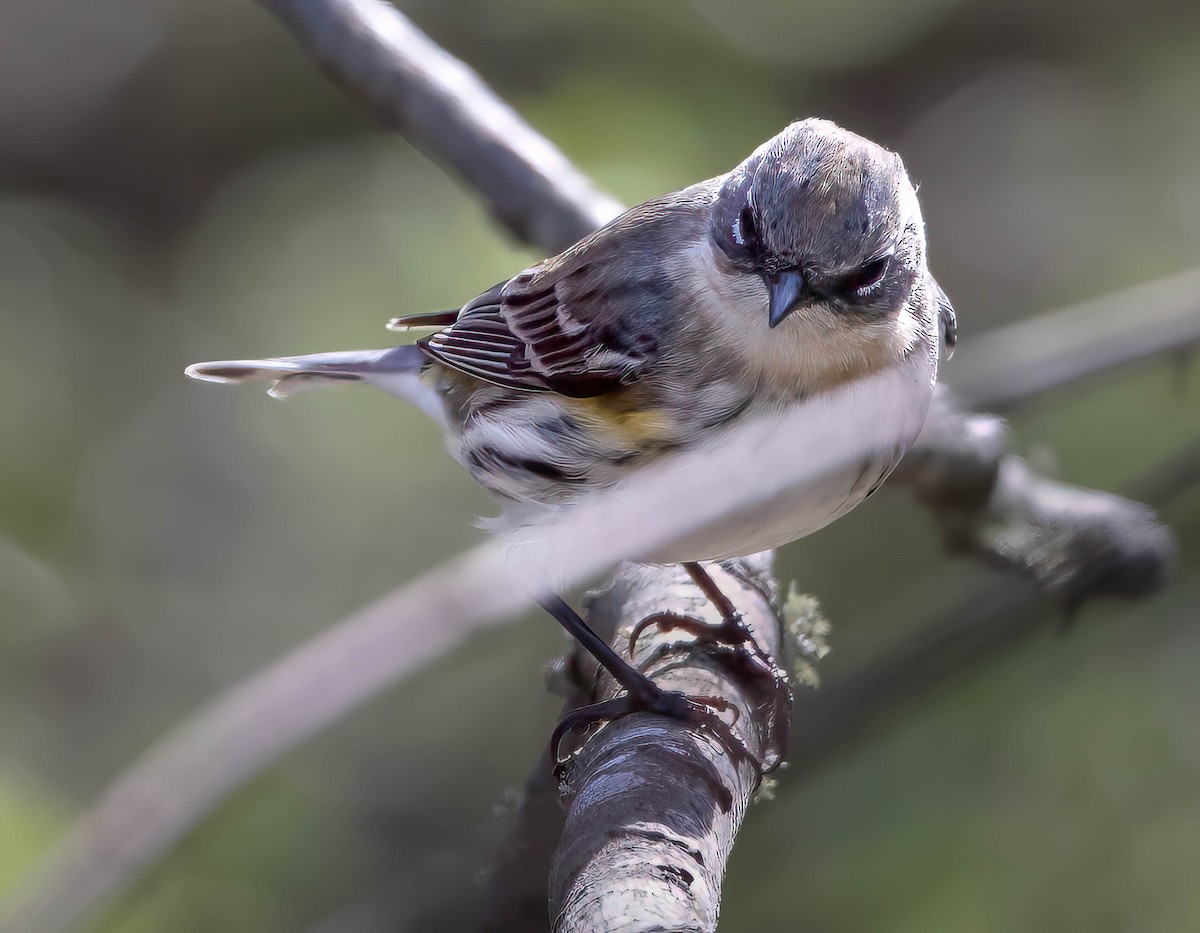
[766,269,806,328]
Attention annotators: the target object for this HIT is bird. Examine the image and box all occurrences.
[186,118,956,770]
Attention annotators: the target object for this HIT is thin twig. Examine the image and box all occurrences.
[0,546,523,933]
[1123,438,1200,507]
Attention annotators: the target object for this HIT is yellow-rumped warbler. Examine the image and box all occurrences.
[187,119,956,767]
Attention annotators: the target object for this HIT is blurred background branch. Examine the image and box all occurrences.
[948,266,1200,411]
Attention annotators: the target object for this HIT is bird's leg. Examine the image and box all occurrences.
[539,595,758,777]
[628,562,792,767]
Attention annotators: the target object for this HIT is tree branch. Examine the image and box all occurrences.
[480,745,562,932]
[899,392,1172,604]
[548,557,791,933]
[257,0,621,251]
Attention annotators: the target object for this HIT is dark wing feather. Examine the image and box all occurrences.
[387,308,461,330]
[414,190,712,396]
[418,283,537,389]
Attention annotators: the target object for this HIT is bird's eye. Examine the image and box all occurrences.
[838,255,889,297]
[732,204,760,252]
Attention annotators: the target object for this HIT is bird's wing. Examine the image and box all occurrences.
[386,308,461,330]
[414,189,713,398]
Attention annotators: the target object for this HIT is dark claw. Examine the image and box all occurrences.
[627,610,683,657]
[628,609,753,657]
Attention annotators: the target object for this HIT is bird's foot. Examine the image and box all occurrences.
[631,633,792,774]
[551,677,759,789]
[631,608,785,686]
[627,564,793,771]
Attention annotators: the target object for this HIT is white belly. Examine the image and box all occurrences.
[648,448,901,562]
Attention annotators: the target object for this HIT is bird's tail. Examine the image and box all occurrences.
[185,344,447,425]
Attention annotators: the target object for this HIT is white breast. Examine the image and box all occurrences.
[641,343,936,563]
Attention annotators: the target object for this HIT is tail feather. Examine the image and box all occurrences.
[185,345,448,425]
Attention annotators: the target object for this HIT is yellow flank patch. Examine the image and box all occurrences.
[564,393,678,448]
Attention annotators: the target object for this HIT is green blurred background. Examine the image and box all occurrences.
[1,0,1199,929]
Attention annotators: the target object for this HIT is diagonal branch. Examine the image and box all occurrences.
[257,0,621,251]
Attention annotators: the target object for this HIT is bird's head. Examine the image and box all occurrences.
[711,118,927,331]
